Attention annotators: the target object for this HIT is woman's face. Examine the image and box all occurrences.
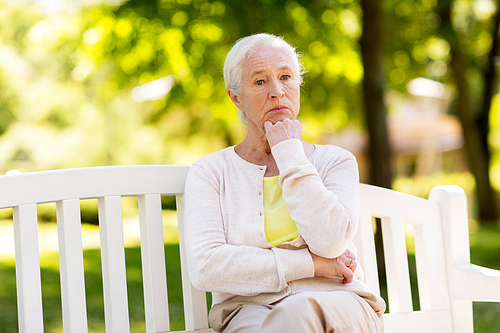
[229,47,301,132]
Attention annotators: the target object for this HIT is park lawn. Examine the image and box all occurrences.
[0,244,187,333]
[469,224,500,332]
[0,222,499,332]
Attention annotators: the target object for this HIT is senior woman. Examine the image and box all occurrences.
[184,33,385,333]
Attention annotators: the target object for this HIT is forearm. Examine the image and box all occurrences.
[184,165,315,295]
[272,140,360,258]
[186,242,314,295]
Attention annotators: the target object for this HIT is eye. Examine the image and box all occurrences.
[255,79,264,86]
[281,74,291,80]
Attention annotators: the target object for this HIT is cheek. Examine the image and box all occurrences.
[286,86,300,103]
[240,90,262,105]
[250,90,269,106]
[254,85,267,94]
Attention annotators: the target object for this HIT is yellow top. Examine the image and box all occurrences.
[263,176,299,246]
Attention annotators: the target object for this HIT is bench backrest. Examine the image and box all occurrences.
[0,166,472,332]
[0,165,210,333]
[355,184,471,333]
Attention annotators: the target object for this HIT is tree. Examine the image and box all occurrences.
[436,0,499,222]
[359,0,393,290]
[359,0,393,189]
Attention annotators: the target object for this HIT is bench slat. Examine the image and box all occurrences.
[428,185,475,332]
[13,204,44,333]
[381,216,413,313]
[177,195,210,331]
[414,223,451,312]
[138,194,170,333]
[354,211,380,295]
[98,196,130,333]
[56,199,88,332]
[358,184,440,227]
[0,165,190,209]
[384,310,453,333]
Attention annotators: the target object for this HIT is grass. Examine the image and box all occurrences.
[469,224,500,332]
[0,220,499,332]
[0,244,186,333]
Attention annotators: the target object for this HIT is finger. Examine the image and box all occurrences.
[341,265,354,284]
[341,256,357,274]
[333,258,354,284]
[343,249,355,260]
[291,119,302,128]
[283,119,300,132]
[348,260,357,273]
[342,255,354,269]
[264,121,274,131]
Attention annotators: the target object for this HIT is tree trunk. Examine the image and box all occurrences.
[477,4,500,162]
[437,0,499,223]
[360,0,393,190]
[360,0,392,293]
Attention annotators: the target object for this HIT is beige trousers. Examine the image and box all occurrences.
[221,291,384,333]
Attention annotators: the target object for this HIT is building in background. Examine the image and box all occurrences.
[324,78,466,183]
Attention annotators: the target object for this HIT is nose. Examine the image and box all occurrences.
[268,79,284,99]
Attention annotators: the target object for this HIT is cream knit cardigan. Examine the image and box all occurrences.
[184,139,383,325]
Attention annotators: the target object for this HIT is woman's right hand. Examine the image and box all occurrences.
[310,249,357,284]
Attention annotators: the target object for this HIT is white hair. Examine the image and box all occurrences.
[223,33,305,125]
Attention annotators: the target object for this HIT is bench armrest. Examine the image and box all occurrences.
[453,263,500,301]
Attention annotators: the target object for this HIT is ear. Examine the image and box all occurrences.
[227,88,243,111]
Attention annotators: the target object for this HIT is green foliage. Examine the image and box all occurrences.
[382,0,498,95]
[0,0,498,174]
[0,0,380,172]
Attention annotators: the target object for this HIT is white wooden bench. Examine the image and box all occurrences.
[1,165,499,332]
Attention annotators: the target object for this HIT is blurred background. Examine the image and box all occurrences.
[0,0,499,331]
[0,0,500,221]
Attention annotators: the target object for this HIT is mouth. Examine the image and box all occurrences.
[268,105,289,112]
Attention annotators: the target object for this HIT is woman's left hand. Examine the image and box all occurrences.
[264,119,302,147]
[310,249,358,284]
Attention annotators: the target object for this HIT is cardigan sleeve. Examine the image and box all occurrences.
[272,139,360,259]
[183,162,314,296]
